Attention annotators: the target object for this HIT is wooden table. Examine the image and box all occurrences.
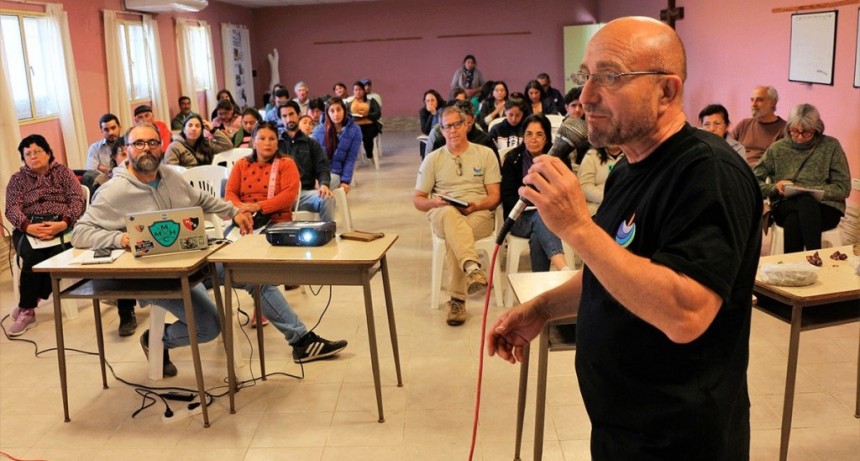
[207,234,403,422]
[33,245,225,427]
[508,271,576,461]
[753,245,860,461]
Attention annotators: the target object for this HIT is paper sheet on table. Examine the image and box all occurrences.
[26,229,73,249]
[70,249,125,265]
[784,184,824,201]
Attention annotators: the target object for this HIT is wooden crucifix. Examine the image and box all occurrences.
[660,0,685,29]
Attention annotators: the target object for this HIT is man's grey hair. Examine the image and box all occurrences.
[785,103,824,136]
[763,85,779,104]
[294,81,308,91]
[124,122,160,143]
[439,105,466,124]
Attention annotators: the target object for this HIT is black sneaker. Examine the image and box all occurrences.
[140,330,178,378]
[118,308,137,337]
[292,332,348,363]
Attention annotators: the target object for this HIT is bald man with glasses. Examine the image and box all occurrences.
[413,105,500,326]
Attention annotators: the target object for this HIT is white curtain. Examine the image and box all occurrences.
[220,23,254,108]
[0,41,21,231]
[175,18,218,117]
[103,10,132,129]
[45,4,87,168]
[143,15,170,124]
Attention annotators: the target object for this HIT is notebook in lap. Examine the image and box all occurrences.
[125,207,209,257]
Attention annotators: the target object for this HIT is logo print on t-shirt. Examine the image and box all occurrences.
[615,213,636,248]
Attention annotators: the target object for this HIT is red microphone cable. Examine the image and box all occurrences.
[467,242,502,461]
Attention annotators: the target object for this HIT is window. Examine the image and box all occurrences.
[117,20,152,102]
[0,13,59,121]
[187,25,213,92]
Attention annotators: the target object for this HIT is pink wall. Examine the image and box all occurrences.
[250,0,598,118]
[598,0,859,205]
[1,0,253,163]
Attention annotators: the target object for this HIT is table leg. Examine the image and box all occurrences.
[51,276,70,423]
[513,342,530,461]
[212,264,236,414]
[181,276,210,428]
[253,285,266,380]
[855,322,859,418]
[779,305,803,461]
[379,256,402,387]
[92,300,108,389]
[362,271,385,423]
[534,325,551,461]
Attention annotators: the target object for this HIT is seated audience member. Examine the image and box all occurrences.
[6,135,85,336]
[278,100,336,223]
[349,81,382,159]
[264,88,291,126]
[753,103,850,252]
[164,114,232,167]
[171,96,195,131]
[332,82,349,101]
[500,114,570,272]
[477,81,509,130]
[470,80,495,116]
[362,79,382,107]
[293,81,310,115]
[578,145,624,216]
[298,115,314,137]
[413,105,501,326]
[450,54,485,98]
[420,89,445,136]
[133,105,172,151]
[211,89,241,120]
[307,98,325,128]
[87,113,122,177]
[698,104,745,159]
[488,96,527,150]
[211,99,242,140]
[312,97,362,191]
[524,80,557,116]
[731,85,786,166]
[563,86,584,121]
[264,83,286,113]
[73,124,347,375]
[235,107,262,148]
[449,87,467,102]
[537,72,566,115]
[425,100,497,161]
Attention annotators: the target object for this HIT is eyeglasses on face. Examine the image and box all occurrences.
[570,71,669,87]
[130,139,162,151]
[788,129,815,138]
[24,149,47,158]
[441,120,465,131]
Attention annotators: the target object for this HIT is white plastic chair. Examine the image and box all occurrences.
[182,165,230,238]
[211,148,252,171]
[430,207,504,309]
[546,114,564,138]
[504,235,575,306]
[769,222,843,256]
[292,186,353,232]
[487,117,504,132]
[163,164,187,174]
[498,146,516,166]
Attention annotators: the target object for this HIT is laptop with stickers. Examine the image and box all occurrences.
[125,207,209,257]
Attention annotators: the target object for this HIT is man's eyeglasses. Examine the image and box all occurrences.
[441,120,465,131]
[570,71,669,87]
[788,129,815,138]
[130,139,162,151]
[453,156,462,176]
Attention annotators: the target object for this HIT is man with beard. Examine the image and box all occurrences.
[278,100,335,222]
[72,124,347,377]
[488,17,761,460]
[730,85,786,166]
[86,113,122,175]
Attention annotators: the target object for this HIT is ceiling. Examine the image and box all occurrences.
[216,0,380,7]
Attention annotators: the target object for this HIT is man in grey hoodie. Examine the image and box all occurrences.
[72,124,348,377]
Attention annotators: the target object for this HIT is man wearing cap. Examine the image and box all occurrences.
[362,79,382,108]
[133,104,172,151]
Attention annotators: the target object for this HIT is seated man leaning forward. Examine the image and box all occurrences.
[413,105,501,326]
[71,123,348,377]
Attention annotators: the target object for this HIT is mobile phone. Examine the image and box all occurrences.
[93,248,112,258]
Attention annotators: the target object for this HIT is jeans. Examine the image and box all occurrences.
[510,211,564,272]
[298,189,336,223]
[141,264,308,349]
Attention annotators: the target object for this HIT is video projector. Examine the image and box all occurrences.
[265,221,336,246]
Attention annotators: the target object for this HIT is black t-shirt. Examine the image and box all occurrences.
[577,124,762,460]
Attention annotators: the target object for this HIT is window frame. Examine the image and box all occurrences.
[117,18,152,105]
[187,24,213,93]
[0,9,59,124]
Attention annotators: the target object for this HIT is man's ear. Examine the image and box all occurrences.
[659,75,682,105]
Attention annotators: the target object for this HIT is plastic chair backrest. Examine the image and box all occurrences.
[212,148,252,170]
[182,165,229,198]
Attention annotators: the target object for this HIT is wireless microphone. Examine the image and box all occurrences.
[496,117,589,245]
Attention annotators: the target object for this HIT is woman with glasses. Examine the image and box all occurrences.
[753,103,850,252]
[164,114,233,167]
[500,114,570,272]
[5,135,85,336]
[349,81,381,160]
[312,97,362,192]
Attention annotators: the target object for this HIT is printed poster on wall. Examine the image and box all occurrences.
[221,23,255,108]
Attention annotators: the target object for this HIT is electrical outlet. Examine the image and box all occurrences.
[852,178,860,191]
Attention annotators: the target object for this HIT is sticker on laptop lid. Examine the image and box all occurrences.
[148,220,180,247]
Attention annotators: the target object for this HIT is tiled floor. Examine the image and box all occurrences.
[1,131,858,460]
